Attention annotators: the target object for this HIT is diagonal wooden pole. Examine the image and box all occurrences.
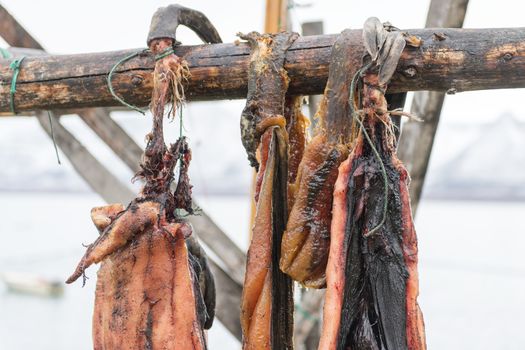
[36,111,135,204]
[76,108,143,173]
[397,0,470,216]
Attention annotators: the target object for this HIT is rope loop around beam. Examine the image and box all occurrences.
[107,49,150,114]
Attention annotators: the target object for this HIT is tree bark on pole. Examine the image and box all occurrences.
[2,27,525,113]
[397,0,470,215]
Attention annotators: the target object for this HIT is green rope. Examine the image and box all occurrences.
[0,47,12,59]
[107,47,177,114]
[107,49,149,114]
[47,111,61,165]
[9,56,26,114]
[155,47,175,61]
[178,104,184,137]
[348,62,389,238]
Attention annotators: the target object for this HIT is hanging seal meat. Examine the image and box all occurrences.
[319,18,426,350]
[280,29,364,288]
[66,5,221,349]
[239,31,298,350]
[284,95,309,207]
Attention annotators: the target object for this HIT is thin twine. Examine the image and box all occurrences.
[107,47,177,114]
[349,62,389,238]
[178,104,184,138]
[47,111,61,164]
[9,56,26,114]
[107,49,149,114]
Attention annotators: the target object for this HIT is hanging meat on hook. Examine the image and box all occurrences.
[280,29,363,289]
[66,5,221,349]
[319,18,426,350]
[239,31,298,350]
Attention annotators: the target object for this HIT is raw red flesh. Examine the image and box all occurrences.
[318,155,353,350]
[90,208,206,350]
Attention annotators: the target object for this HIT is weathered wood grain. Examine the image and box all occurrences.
[1,28,525,112]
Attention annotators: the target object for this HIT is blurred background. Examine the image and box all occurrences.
[1,0,524,349]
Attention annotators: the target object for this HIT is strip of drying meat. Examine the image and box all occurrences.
[279,29,363,289]
[319,18,426,350]
[66,36,214,350]
[284,95,308,208]
[239,31,298,350]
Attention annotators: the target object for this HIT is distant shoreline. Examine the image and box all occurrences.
[1,189,524,202]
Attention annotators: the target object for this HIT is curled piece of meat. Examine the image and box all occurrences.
[67,7,221,347]
[239,31,298,350]
[319,18,426,350]
[280,29,362,288]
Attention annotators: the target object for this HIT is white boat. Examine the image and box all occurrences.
[1,272,64,297]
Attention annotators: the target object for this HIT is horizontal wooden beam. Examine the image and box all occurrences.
[1,27,525,112]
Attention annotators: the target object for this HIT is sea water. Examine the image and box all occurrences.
[0,192,524,349]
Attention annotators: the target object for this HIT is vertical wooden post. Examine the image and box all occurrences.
[397,0,469,215]
[265,0,288,33]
